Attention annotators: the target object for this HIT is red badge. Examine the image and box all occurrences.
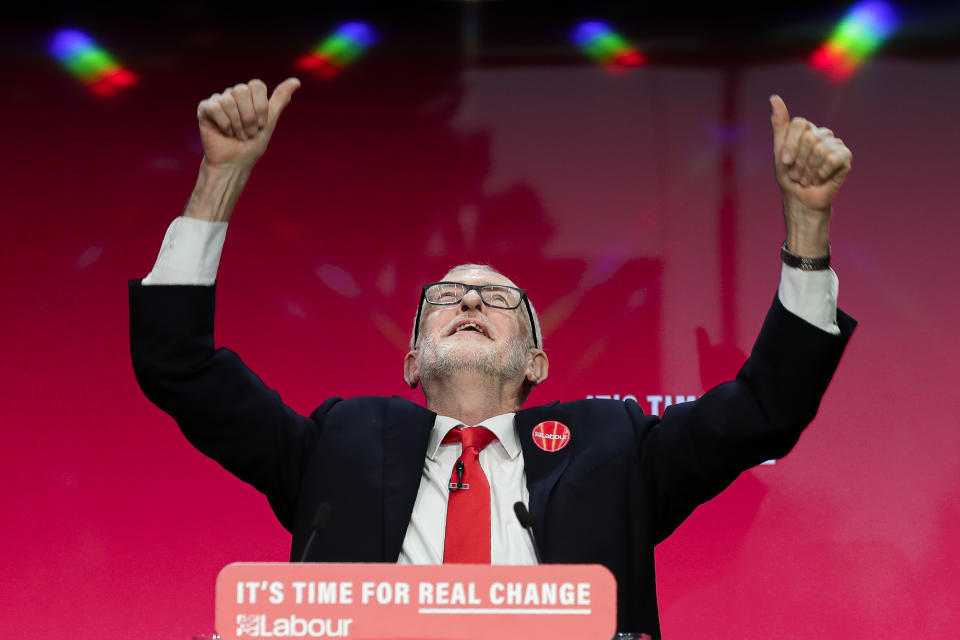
[531,421,571,452]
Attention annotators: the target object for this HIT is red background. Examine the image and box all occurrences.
[2,7,959,638]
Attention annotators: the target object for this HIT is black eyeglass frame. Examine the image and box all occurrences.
[413,281,540,349]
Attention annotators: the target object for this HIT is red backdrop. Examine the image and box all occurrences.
[2,26,959,639]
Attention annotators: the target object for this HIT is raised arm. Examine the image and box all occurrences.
[643,97,856,538]
[130,79,313,533]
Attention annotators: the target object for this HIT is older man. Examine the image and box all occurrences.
[130,79,855,638]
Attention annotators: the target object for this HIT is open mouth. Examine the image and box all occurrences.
[450,320,489,337]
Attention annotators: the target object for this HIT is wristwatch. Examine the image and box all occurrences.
[780,242,830,271]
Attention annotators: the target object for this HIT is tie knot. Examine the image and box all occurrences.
[443,426,497,452]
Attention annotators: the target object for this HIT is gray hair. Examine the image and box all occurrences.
[409,263,543,350]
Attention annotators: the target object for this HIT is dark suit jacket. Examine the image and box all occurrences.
[129,281,855,638]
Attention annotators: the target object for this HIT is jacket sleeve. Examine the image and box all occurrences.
[129,280,326,531]
[637,294,856,542]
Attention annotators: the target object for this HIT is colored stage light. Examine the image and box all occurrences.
[572,21,646,69]
[48,29,138,98]
[810,1,899,81]
[296,22,377,81]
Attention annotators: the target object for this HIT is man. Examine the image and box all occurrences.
[130,78,855,638]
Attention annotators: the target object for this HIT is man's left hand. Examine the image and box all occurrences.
[770,95,852,255]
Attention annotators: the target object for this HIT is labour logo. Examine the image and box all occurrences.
[531,421,571,452]
[236,613,260,636]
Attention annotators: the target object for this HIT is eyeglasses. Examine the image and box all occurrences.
[413,281,540,349]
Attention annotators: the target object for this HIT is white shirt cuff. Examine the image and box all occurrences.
[142,216,228,285]
[777,263,840,335]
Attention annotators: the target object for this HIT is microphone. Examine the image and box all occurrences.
[513,501,543,564]
[449,460,466,492]
[298,502,333,562]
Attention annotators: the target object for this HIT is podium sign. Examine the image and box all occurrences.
[216,563,616,639]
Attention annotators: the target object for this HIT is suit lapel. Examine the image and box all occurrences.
[515,402,573,558]
[382,396,435,562]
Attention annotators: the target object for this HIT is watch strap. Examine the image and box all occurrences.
[780,242,831,271]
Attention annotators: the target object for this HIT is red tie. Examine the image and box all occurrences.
[442,426,497,563]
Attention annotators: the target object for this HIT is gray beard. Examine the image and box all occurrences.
[416,331,528,382]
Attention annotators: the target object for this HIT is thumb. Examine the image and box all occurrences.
[266,77,301,130]
[769,94,790,160]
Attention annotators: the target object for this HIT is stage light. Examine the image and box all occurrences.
[810,1,899,82]
[572,21,646,69]
[296,22,377,81]
[48,28,138,98]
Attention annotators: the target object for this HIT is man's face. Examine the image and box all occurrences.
[414,268,530,381]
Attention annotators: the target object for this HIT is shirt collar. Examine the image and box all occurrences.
[426,412,520,460]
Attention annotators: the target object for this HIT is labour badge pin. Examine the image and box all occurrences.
[531,421,571,452]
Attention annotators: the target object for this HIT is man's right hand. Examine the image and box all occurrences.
[182,78,300,223]
[197,78,301,169]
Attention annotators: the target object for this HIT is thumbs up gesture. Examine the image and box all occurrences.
[769,95,852,255]
[181,78,301,223]
[197,77,301,169]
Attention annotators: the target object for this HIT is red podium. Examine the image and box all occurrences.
[215,563,616,639]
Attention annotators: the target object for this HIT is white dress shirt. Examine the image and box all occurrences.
[141,216,842,564]
[398,413,538,564]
